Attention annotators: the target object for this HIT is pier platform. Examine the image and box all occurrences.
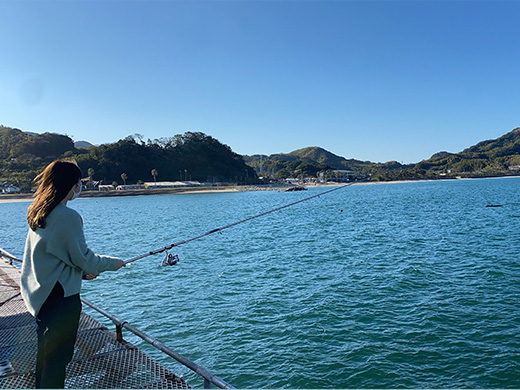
[0,260,190,389]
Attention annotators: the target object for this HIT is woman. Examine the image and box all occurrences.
[21,160,125,389]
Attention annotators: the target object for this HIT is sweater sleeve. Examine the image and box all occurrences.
[47,208,121,275]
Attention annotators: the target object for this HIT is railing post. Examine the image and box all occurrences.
[116,323,123,342]
[115,321,127,343]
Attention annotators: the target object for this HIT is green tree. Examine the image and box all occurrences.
[121,172,128,185]
[10,132,75,159]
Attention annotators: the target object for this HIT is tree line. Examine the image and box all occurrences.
[0,126,257,191]
[2,125,519,192]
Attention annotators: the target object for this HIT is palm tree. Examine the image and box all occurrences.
[87,168,95,189]
[151,169,158,186]
[121,173,128,186]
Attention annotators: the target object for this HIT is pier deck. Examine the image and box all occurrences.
[0,260,190,389]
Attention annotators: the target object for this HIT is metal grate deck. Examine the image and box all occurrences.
[0,260,190,389]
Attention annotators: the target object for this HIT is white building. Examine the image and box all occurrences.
[98,185,116,191]
[331,170,356,182]
[1,184,21,194]
[116,185,145,190]
[144,181,201,189]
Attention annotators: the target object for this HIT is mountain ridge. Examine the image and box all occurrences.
[1,124,519,189]
[246,127,520,180]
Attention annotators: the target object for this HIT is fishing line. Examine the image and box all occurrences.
[124,183,354,266]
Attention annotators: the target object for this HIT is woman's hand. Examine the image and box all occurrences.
[85,274,98,280]
[117,260,126,270]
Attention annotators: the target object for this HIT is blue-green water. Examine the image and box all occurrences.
[1,178,520,388]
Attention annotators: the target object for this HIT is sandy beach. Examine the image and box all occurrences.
[0,194,33,203]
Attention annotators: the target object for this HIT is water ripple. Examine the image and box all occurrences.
[1,178,520,388]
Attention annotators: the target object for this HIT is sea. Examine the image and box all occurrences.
[1,177,519,389]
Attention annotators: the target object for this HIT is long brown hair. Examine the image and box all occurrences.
[27,160,83,231]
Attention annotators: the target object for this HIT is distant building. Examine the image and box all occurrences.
[1,184,20,194]
[184,181,202,187]
[144,181,201,189]
[116,185,145,190]
[509,165,520,171]
[284,178,300,184]
[98,185,116,191]
[331,170,356,182]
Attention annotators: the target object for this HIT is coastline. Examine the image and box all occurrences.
[0,183,339,203]
[2,175,519,204]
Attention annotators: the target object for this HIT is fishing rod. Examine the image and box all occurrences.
[124,183,354,266]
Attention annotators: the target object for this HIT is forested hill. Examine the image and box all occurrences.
[0,126,256,191]
[413,127,520,176]
[462,127,520,157]
[288,147,351,166]
[244,147,378,179]
[245,127,520,181]
[2,125,519,191]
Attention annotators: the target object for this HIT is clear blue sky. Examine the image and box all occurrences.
[1,1,518,164]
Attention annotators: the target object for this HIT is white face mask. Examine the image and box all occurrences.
[71,181,82,200]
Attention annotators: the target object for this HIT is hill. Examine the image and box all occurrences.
[413,127,520,176]
[288,147,350,167]
[2,124,519,191]
[0,127,256,191]
[245,128,520,181]
[245,146,411,181]
[462,127,520,157]
[245,147,345,180]
[74,140,94,149]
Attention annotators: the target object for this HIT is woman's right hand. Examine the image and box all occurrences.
[117,260,126,270]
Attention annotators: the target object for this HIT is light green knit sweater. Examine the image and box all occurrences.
[21,204,121,316]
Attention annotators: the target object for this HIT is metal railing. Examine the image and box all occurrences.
[0,248,234,389]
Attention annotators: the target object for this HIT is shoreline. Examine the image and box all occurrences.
[2,175,519,204]
[0,183,309,203]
